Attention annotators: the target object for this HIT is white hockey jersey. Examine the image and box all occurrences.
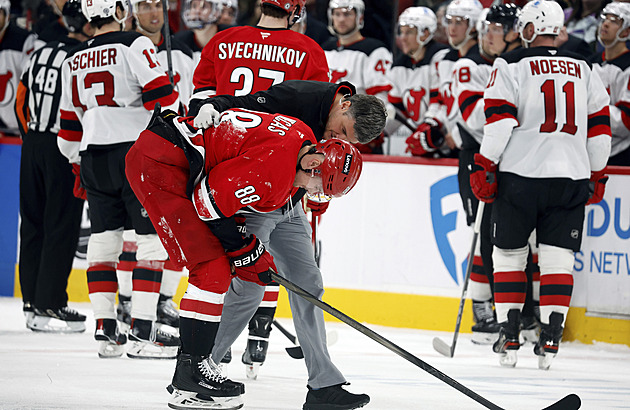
[0,23,43,133]
[591,51,630,158]
[450,46,494,147]
[156,35,195,113]
[58,31,179,163]
[481,46,611,180]
[387,41,448,125]
[322,37,392,100]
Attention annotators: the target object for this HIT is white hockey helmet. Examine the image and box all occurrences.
[476,8,490,37]
[598,2,630,47]
[182,0,221,29]
[328,0,365,35]
[398,7,438,46]
[445,0,484,48]
[516,0,564,46]
[82,0,128,24]
[0,0,10,32]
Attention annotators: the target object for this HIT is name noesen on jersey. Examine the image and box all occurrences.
[268,115,297,136]
[69,48,117,71]
[529,58,582,78]
[217,42,307,69]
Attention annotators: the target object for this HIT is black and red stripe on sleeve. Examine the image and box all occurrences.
[59,109,83,142]
[484,98,518,125]
[459,90,483,122]
[587,106,611,139]
[142,75,178,110]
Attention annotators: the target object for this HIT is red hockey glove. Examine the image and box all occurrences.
[586,169,608,205]
[405,118,445,156]
[71,163,87,200]
[226,235,276,286]
[306,198,329,217]
[470,153,498,203]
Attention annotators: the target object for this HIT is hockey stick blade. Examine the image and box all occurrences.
[541,394,581,410]
[272,320,304,359]
[432,336,454,358]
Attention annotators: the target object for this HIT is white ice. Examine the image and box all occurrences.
[1,297,629,410]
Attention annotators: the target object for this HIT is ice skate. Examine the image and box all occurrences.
[94,318,127,358]
[534,312,564,370]
[23,302,35,329]
[28,306,86,333]
[493,309,521,368]
[127,318,179,359]
[471,300,500,345]
[168,353,244,409]
[116,295,132,333]
[302,383,370,410]
[157,296,180,328]
[241,314,272,380]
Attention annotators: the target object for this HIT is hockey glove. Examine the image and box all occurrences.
[193,104,221,129]
[226,235,276,286]
[470,153,498,203]
[405,118,445,157]
[586,169,608,205]
[71,163,87,200]
[306,198,329,217]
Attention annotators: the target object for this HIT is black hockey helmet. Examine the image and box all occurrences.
[486,3,520,35]
[62,0,88,34]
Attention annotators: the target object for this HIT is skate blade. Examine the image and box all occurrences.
[245,363,261,380]
[471,332,499,345]
[126,341,177,360]
[538,352,556,370]
[98,341,125,358]
[168,389,244,409]
[499,350,518,367]
[29,316,86,333]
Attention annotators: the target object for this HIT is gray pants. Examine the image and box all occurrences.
[211,206,346,389]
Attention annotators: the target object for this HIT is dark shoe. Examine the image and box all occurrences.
[127,318,179,359]
[303,384,370,410]
[29,306,86,333]
[116,294,132,327]
[242,314,272,380]
[157,295,180,328]
[171,353,244,397]
[493,309,521,367]
[95,318,127,358]
[471,301,500,344]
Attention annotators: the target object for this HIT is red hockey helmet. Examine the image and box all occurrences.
[261,0,305,14]
[315,139,363,198]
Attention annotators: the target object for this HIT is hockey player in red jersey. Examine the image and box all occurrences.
[125,107,363,410]
[592,1,630,166]
[471,0,611,370]
[189,0,329,112]
[57,0,181,359]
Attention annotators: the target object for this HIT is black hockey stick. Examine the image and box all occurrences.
[272,320,304,359]
[312,216,321,267]
[269,271,581,410]
[160,0,174,86]
[433,201,485,358]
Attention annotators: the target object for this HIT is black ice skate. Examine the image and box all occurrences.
[241,314,272,380]
[94,318,127,358]
[471,300,500,345]
[157,295,180,328]
[302,383,370,410]
[28,306,86,333]
[493,309,521,367]
[168,353,244,410]
[534,312,564,370]
[116,294,132,332]
[127,318,179,359]
[520,315,540,345]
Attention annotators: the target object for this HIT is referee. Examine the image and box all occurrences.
[14,0,92,333]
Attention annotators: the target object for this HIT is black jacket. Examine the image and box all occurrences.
[195,80,356,141]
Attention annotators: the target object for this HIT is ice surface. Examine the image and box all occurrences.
[1,297,629,409]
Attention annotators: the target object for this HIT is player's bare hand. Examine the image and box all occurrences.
[193,104,221,129]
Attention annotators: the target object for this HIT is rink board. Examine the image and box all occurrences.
[5,150,630,345]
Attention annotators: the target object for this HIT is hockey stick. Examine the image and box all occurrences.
[160,0,174,86]
[269,270,580,410]
[390,106,417,133]
[312,216,321,267]
[272,320,304,359]
[433,201,485,358]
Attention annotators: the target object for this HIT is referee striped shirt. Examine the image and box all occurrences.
[15,37,81,136]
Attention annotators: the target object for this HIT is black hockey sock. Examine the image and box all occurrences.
[180,317,218,357]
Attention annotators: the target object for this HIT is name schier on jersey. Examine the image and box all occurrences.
[217,42,307,69]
